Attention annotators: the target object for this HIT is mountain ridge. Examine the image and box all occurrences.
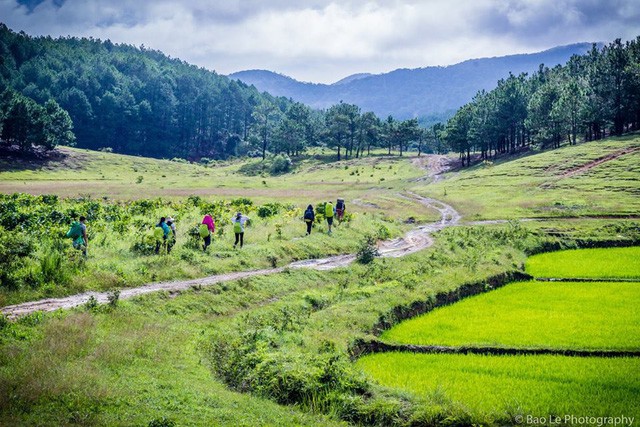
[229,43,598,122]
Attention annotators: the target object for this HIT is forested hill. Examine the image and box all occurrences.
[0,24,291,160]
[230,43,595,123]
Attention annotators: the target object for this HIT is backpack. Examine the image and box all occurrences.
[66,221,82,239]
[233,220,243,234]
[199,223,210,238]
[304,209,314,221]
[336,199,344,210]
[153,226,165,241]
[325,203,334,218]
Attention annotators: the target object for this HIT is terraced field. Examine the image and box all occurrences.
[357,247,640,422]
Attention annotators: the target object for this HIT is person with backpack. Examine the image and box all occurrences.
[335,198,346,222]
[303,204,315,235]
[66,215,88,257]
[154,217,172,254]
[325,201,335,234]
[231,212,250,249]
[200,214,215,251]
[166,216,177,252]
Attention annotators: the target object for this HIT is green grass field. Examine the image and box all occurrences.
[356,353,640,422]
[381,280,640,350]
[0,147,426,211]
[414,134,640,219]
[526,246,640,279]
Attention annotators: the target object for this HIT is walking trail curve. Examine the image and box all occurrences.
[2,165,462,319]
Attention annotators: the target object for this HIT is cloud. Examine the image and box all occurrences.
[1,0,639,83]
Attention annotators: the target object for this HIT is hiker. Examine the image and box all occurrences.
[166,216,177,252]
[303,204,315,235]
[231,212,250,249]
[154,216,172,254]
[335,198,346,222]
[66,215,88,256]
[200,214,216,251]
[325,201,335,234]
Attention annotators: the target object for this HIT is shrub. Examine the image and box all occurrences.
[148,417,176,427]
[107,289,120,307]
[356,234,379,264]
[85,296,98,311]
[270,154,292,174]
[40,250,70,286]
[257,203,283,218]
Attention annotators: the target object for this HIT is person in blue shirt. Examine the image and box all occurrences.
[154,217,172,254]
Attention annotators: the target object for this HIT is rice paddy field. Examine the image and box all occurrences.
[358,246,640,423]
[356,353,640,421]
[381,280,640,350]
[526,246,640,279]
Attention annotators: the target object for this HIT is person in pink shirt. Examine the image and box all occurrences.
[201,214,215,251]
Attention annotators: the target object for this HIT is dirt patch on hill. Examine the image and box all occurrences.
[558,146,640,178]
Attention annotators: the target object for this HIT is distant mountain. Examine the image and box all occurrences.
[229,43,597,122]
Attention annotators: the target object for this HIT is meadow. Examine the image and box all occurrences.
[0,146,426,208]
[414,134,640,219]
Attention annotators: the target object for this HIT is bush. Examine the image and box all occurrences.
[270,154,292,174]
[148,418,176,427]
[40,250,69,286]
[257,203,283,219]
[356,234,379,264]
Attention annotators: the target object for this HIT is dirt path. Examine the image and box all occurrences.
[559,146,640,178]
[410,154,454,183]
[1,192,462,319]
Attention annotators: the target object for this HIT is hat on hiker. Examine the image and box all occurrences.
[166,216,174,223]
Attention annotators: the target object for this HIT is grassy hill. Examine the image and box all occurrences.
[0,137,639,426]
[415,133,640,219]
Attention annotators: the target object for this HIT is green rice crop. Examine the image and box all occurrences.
[356,352,640,420]
[526,246,640,279]
[381,281,640,350]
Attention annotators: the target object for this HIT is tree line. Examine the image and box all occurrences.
[442,38,640,166]
[0,24,428,160]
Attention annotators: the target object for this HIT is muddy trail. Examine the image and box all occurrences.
[1,191,461,319]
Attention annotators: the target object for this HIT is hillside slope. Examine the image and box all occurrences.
[415,134,640,219]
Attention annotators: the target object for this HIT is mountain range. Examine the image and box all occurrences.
[229,43,596,123]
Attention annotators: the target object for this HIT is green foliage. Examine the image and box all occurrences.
[270,154,292,174]
[356,234,379,264]
[148,417,176,427]
[0,89,75,153]
[84,296,98,311]
[257,202,283,218]
[444,38,640,165]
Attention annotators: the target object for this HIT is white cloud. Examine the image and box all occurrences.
[1,0,639,83]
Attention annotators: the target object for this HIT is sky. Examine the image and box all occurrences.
[2,0,640,84]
